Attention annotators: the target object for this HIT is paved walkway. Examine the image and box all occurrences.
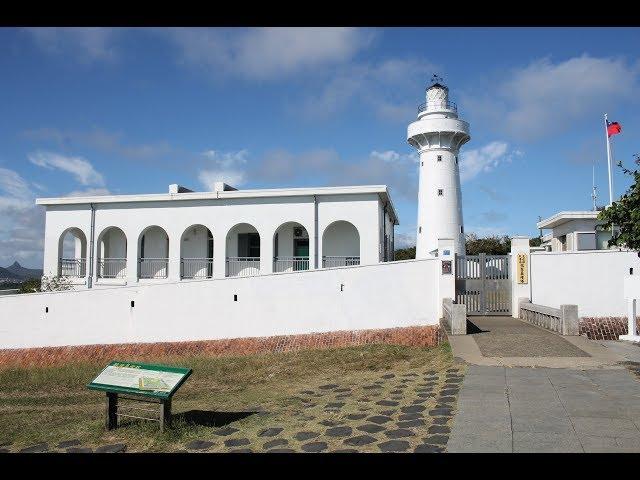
[448,365,640,452]
[449,316,622,368]
[447,316,640,452]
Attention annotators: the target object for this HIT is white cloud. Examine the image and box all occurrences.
[459,141,522,183]
[0,168,43,267]
[25,27,118,63]
[465,226,509,237]
[66,188,112,197]
[23,127,173,162]
[299,58,438,122]
[0,167,33,200]
[395,231,416,249]
[198,149,249,190]
[370,150,418,163]
[165,27,373,80]
[463,55,640,141]
[28,151,105,186]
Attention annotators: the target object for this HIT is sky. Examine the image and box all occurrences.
[1,27,639,268]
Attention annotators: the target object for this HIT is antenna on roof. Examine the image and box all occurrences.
[591,164,598,211]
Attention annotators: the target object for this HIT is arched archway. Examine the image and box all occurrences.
[58,227,87,277]
[138,226,169,279]
[273,221,309,272]
[97,227,127,279]
[180,224,213,279]
[225,223,260,277]
[322,221,360,268]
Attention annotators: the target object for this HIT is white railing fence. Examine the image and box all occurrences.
[59,258,86,277]
[322,256,360,268]
[226,257,260,277]
[181,258,213,279]
[98,258,127,279]
[139,258,168,279]
[273,256,309,273]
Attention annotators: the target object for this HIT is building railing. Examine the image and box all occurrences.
[322,256,360,268]
[274,256,309,273]
[418,101,457,113]
[139,258,168,279]
[98,258,127,279]
[226,257,260,277]
[181,258,213,279]
[59,258,86,277]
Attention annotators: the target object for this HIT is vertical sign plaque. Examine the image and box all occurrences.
[516,253,528,284]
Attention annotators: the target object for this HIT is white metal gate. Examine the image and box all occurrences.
[455,253,511,316]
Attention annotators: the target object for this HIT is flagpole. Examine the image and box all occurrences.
[604,113,614,206]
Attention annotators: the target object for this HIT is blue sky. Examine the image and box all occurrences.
[1,27,639,267]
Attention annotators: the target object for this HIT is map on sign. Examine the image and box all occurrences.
[88,361,192,399]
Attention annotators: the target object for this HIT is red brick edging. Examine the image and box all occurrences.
[579,317,640,341]
[0,324,444,368]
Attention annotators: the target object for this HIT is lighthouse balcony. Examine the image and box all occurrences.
[418,100,457,114]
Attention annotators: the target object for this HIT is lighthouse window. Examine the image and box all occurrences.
[455,155,458,164]
[437,155,442,162]
[460,226,464,234]
[438,189,444,196]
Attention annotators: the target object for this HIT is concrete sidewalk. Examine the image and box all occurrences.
[447,365,640,452]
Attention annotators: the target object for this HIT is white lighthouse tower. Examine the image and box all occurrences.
[407,76,470,258]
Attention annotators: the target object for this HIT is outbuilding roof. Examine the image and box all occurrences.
[536,211,600,230]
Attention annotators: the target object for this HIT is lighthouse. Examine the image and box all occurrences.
[407,77,470,258]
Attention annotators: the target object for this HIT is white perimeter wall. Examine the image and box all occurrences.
[530,250,640,317]
[0,259,439,350]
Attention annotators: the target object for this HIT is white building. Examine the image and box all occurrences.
[407,78,470,258]
[537,211,613,252]
[36,182,398,288]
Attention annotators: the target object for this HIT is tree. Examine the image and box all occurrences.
[19,276,74,293]
[598,155,640,250]
[465,233,511,255]
[394,246,416,260]
[529,236,543,247]
[19,278,41,293]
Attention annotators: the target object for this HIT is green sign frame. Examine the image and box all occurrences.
[87,360,192,400]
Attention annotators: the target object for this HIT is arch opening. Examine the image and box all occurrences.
[97,227,127,279]
[273,222,309,273]
[58,228,87,277]
[180,225,214,279]
[138,226,169,279]
[225,223,260,277]
[322,221,360,268]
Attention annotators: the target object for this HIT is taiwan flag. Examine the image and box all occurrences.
[607,120,622,137]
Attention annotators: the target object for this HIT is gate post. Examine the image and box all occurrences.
[510,236,531,318]
[437,238,456,320]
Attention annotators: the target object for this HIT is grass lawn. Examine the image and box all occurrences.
[0,342,463,453]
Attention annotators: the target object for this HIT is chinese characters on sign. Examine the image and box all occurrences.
[517,253,528,284]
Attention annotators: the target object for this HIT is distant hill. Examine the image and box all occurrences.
[0,262,43,282]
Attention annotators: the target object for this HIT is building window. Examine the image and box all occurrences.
[460,226,464,234]
[419,226,422,233]
[437,155,442,162]
[455,155,458,164]
[421,161,423,166]
[438,189,444,196]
